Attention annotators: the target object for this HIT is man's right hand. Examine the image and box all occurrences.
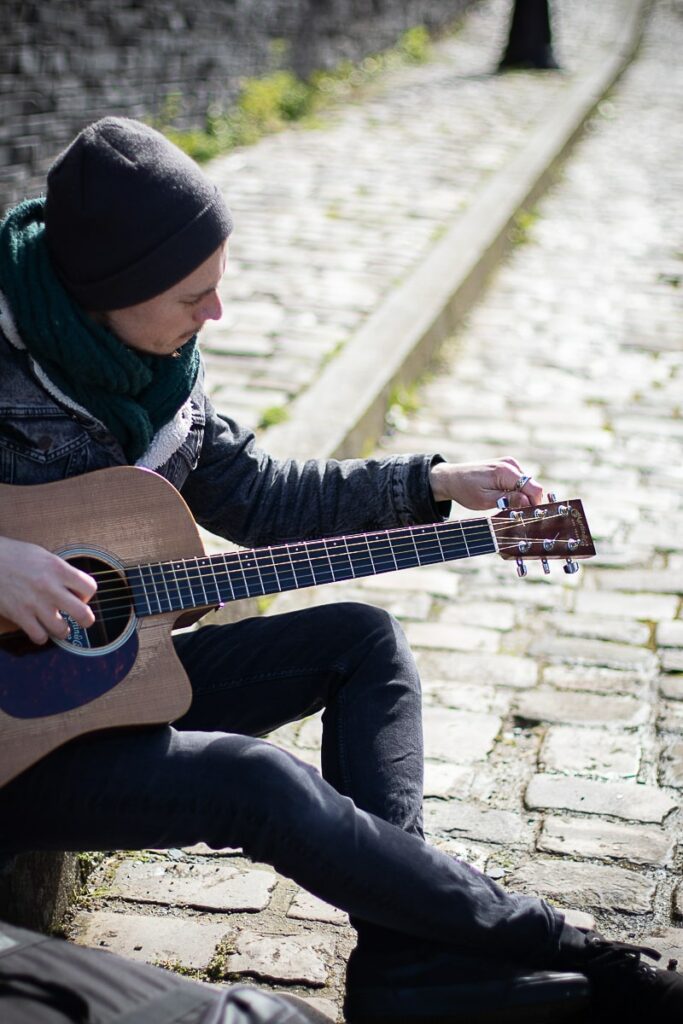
[0,537,97,644]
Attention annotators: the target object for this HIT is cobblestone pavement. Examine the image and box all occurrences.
[199,0,637,433]
[69,1,682,1021]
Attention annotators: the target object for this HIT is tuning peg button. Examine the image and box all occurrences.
[563,559,580,575]
[541,558,551,575]
[516,558,528,578]
[497,496,510,510]
[547,492,557,502]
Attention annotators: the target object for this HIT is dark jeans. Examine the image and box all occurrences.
[0,602,561,963]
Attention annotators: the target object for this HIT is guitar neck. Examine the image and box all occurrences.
[126,517,496,618]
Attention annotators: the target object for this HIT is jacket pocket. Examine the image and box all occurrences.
[0,407,93,485]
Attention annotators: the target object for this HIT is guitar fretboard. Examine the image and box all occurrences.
[125,518,496,618]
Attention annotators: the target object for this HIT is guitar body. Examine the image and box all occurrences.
[0,467,207,788]
[0,466,596,789]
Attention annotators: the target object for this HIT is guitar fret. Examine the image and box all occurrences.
[305,541,317,584]
[343,537,356,576]
[365,535,377,574]
[459,522,471,558]
[287,545,299,588]
[141,563,163,614]
[218,554,236,602]
[170,562,192,610]
[199,556,222,606]
[235,550,252,596]
[253,552,270,593]
[129,518,499,619]
[157,562,174,611]
[408,529,423,567]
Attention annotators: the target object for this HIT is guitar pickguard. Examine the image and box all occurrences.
[0,629,139,719]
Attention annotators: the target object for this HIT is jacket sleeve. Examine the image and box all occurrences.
[179,394,451,547]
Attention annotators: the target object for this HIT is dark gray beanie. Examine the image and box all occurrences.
[45,117,233,310]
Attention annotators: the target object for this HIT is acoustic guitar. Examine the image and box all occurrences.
[0,466,595,788]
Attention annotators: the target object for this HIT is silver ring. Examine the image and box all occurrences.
[514,474,531,491]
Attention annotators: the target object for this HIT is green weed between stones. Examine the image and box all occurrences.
[258,404,289,430]
[154,26,433,163]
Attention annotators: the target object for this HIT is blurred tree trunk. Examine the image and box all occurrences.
[498,0,559,71]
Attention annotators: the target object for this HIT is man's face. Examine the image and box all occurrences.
[97,243,228,356]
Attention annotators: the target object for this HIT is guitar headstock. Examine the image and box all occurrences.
[491,497,595,577]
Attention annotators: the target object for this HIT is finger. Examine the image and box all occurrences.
[498,456,523,475]
[19,616,50,646]
[59,592,96,629]
[59,562,98,600]
[45,608,71,641]
[507,478,543,508]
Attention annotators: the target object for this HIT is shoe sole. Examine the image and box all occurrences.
[345,970,591,1023]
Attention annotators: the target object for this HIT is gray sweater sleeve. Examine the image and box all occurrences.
[179,394,450,547]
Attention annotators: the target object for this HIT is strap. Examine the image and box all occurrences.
[116,985,216,1024]
[0,972,89,1022]
[0,925,49,960]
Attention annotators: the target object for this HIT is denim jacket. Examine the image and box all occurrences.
[0,314,448,548]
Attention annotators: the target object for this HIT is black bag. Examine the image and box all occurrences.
[0,921,329,1023]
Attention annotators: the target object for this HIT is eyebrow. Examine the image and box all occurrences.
[183,285,216,302]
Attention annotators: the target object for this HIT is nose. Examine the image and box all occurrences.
[194,290,223,325]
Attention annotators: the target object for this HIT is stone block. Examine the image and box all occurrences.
[657,621,683,647]
[422,706,502,763]
[539,725,640,778]
[674,884,683,920]
[515,689,648,728]
[543,664,645,695]
[525,774,678,824]
[547,612,650,646]
[287,890,349,926]
[360,566,459,597]
[595,569,683,595]
[439,601,515,631]
[423,680,510,714]
[110,860,276,912]
[72,910,231,970]
[0,852,79,932]
[406,620,501,653]
[573,591,679,621]
[228,932,335,986]
[415,650,538,689]
[661,649,683,673]
[660,739,683,788]
[527,635,658,674]
[538,815,674,866]
[640,928,683,966]
[424,761,473,798]
[659,700,683,733]
[660,675,683,701]
[424,800,533,848]
[507,859,655,914]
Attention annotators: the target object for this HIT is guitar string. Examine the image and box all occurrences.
[66,511,576,606]
[69,513,584,618]
[72,507,575,591]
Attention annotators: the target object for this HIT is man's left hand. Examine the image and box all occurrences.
[430,457,544,511]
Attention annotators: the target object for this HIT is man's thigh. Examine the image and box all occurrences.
[172,602,389,736]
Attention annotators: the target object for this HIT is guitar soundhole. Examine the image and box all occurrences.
[58,552,135,655]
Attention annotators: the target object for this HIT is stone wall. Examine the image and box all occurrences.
[1,0,474,212]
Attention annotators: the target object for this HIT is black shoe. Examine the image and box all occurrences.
[344,945,590,1023]
[556,928,683,1023]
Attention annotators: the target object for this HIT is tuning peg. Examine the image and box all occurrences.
[516,558,528,577]
[497,496,510,510]
[563,558,580,575]
[541,558,551,574]
[547,492,557,502]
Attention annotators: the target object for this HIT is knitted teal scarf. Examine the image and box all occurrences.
[0,198,200,463]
